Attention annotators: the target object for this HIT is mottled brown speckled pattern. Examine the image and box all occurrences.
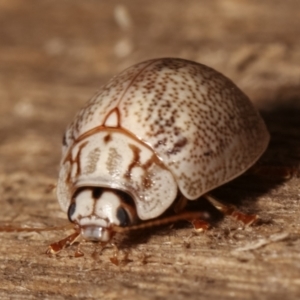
[59,58,269,218]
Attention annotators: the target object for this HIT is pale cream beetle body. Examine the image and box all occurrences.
[57,58,270,242]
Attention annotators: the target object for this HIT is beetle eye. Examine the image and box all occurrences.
[116,207,130,227]
[68,202,76,222]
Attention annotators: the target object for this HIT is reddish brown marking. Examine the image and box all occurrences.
[104,134,112,143]
[74,249,84,258]
[110,256,119,266]
[125,144,141,179]
[125,144,159,189]
[103,108,121,128]
[141,155,162,189]
[167,137,188,155]
[142,154,156,170]
[64,140,88,166]
[65,126,169,172]
[64,141,89,183]
[75,141,89,177]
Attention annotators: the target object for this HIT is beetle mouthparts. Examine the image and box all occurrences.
[80,225,112,242]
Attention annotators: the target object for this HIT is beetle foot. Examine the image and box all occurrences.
[204,194,258,226]
[249,165,299,180]
[191,219,210,232]
[97,242,122,265]
[109,250,119,265]
[109,249,133,265]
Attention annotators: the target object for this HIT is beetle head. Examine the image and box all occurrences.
[68,187,136,242]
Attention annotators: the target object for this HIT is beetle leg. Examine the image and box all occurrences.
[109,243,120,265]
[173,194,188,213]
[249,164,299,180]
[74,240,85,257]
[173,195,211,231]
[96,242,120,265]
[170,210,212,232]
[203,194,258,226]
[46,230,81,255]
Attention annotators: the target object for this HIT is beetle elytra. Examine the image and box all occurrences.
[48,58,270,254]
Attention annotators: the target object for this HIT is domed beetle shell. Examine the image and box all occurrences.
[57,58,270,242]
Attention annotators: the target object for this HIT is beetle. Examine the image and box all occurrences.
[48,58,270,254]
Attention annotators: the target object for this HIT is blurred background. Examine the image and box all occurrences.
[0,0,299,176]
[0,1,300,299]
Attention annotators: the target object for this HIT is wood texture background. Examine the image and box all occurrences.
[0,1,300,299]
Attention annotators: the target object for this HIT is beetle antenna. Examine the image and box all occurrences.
[112,211,210,232]
[0,223,73,233]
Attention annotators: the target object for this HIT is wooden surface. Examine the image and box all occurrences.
[0,1,300,299]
